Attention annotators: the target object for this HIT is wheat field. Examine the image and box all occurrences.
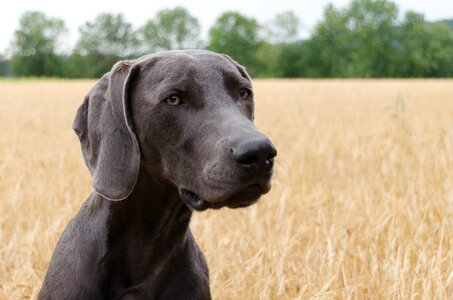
[0,79,452,299]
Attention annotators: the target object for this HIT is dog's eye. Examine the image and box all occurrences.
[239,88,251,99]
[164,95,182,106]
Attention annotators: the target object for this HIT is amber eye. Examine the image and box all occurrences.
[164,95,182,106]
[239,88,251,99]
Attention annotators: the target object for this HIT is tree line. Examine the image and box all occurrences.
[1,0,453,78]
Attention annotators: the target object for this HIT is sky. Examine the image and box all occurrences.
[1,0,453,54]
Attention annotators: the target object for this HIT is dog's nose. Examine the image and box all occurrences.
[232,138,277,168]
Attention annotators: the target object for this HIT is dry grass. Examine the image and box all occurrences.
[0,79,452,299]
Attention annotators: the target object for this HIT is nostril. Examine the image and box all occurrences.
[266,157,274,165]
[267,149,277,160]
[237,153,258,166]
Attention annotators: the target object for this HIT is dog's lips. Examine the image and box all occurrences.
[180,183,268,211]
[180,189,210,211]
[223,184,263,208]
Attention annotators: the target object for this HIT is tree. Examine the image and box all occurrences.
[257,11,302,77]
[305,0,402,77]
[264,11,300,44]
[68,13,137,78]
[277,41,311,77]
[398,12,453,77]
[443,19,453,30]
[208,12,261,75]
[139,7,201,52]
[306,4,352,77]
[345,0,400,76]
[0,54,9,76]
[10,11,67,77]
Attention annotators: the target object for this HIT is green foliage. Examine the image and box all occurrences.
[278,42,313,77]
[10,11,67,77]
[75,13,137,56]
[264,11,300,44]
[443,19,453,30]
[0,54,9,77]
[139,7,201,52]
[345,0,400,76]
[397,13,453,77]
[306,0,401,77]
[293,0,453,78]
[254,42,283,77]
[2,3,453,78]
[208,12,261,75]
[255,11,303,77]
[306,4,352,77]
[68,13,137,78]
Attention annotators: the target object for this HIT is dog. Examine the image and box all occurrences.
[38,50,276,299]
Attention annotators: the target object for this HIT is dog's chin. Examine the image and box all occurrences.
[180,184,267,211]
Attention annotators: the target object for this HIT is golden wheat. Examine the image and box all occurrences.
[0,79,452,299]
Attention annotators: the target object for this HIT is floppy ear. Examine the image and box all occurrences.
[73,61,141,201]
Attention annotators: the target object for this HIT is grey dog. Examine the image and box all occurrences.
[38,50,276,299]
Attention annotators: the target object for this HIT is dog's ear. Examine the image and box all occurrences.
[73,61,140,201]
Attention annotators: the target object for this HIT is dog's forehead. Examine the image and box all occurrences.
[139,51,245,83]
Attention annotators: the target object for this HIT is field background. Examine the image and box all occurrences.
[0,79,452,299]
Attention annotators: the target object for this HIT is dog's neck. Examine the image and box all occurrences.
[102,168,193,282]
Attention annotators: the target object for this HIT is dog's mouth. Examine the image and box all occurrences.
[180,184,266,211]
[180,189,209,211]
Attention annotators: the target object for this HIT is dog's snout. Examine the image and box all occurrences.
[232,138,277,168]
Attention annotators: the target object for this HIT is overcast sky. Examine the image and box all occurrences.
[1,0,452,53]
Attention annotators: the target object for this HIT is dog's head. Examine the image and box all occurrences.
[73,50,276,211]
